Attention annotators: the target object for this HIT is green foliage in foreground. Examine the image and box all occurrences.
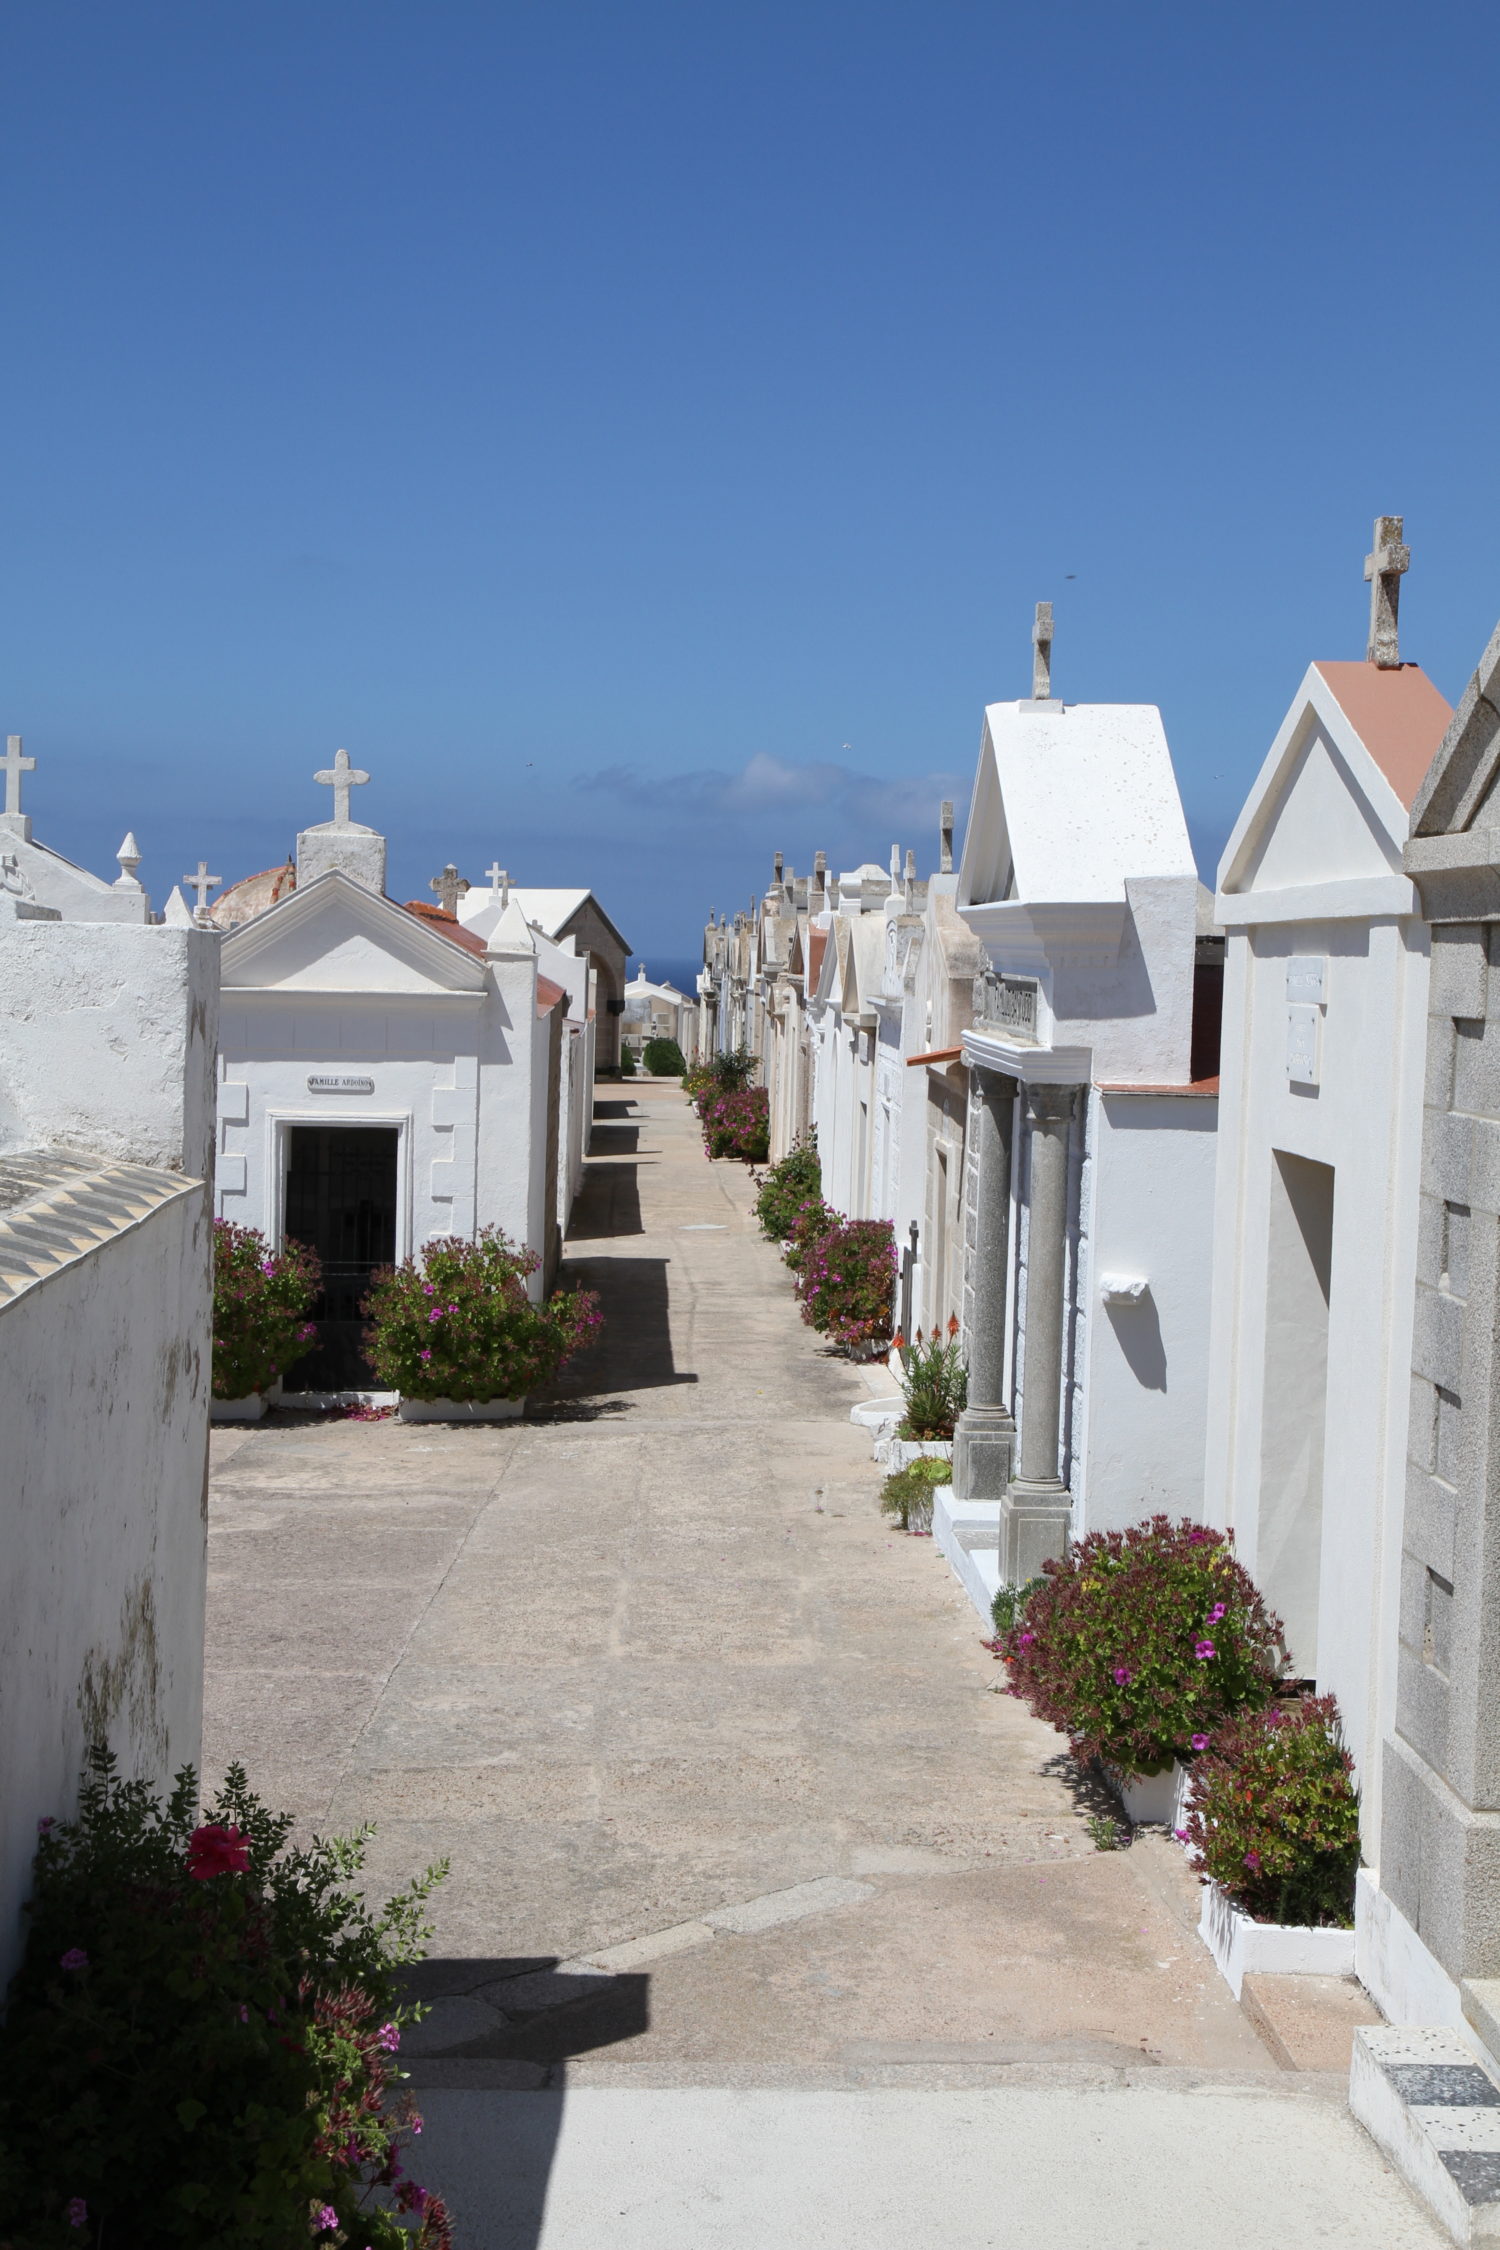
[0,1748,451,2248]
[879,1453,952,1532]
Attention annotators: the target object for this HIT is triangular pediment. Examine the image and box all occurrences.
[221,871,486,995]
[1220,670,1411,897]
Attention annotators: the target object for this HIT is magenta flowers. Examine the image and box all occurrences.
[1191,1732,1210,1751]
[1194,1639,1216,1661]
[66,2199,87,2228]
[1112,1665,1133,1685]
[59,1948,88,1971]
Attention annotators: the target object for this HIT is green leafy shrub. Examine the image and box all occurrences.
[999,1516,1286,1776]
[212,1221,320,1401]
[0,1748,450,2248]
[879,1454,951,1533]
[362,1227,601,1401]
[683,1050,758,1113]
[642,1036,686,1076]
[752,1140,822,1242]
[700,1085,770,1163]
[800,1217,896,1351]
[991,1576,1048,1638]
[619,1042,637,1077]
[894,1326,967,1440]
[1180,1695,1360,1926]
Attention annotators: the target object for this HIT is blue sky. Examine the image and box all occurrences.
[5,1,1499,960]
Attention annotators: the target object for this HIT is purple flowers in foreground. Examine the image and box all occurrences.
[66,2199,87,2228]
[1112,1665,1132,1686]
[1194,1639,1216,1661]
[59,1948,88,1971]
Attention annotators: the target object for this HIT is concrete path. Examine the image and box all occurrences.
[204,1086,1440,2247]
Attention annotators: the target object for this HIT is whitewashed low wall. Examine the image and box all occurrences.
[932,1487,1002,1627]
[0,1175,211,1989]
[1197,1878,1355,1999]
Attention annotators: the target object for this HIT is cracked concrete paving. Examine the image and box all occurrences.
[204,1086,1440,2247]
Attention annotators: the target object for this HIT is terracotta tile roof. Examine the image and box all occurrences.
[906,1046,964,1067]
[1314,661,1454,811]
[401,900,488,958]
[807,928,828,991]
[536,974,566,1018]
[1096,1077,1220,1096]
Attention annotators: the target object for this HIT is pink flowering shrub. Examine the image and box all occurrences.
[0,1747,451,2247]
[362,1226,601,1402]
[799,1217,896,1351]
[999,1516,1286,1776]
[699,1084,770,1163]
[211,1221,320,1400]
[1180,1695,1360,1926]
[781,1194,837,1280]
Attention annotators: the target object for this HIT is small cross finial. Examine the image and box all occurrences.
[430,863,469,917]
[1364,515,1410,667]
[2,734,35,818]
[939,798,954,874]
[114,833,143,889]
[486,860,505,895]
[1031,602,1054,699]
[889,843,902,895]
[312,746,370,824]
[183,859,221,922]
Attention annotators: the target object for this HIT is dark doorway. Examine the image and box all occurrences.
[284,1126,399,1390]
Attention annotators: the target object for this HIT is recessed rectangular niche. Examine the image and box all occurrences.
[1258,1151,1335,1674]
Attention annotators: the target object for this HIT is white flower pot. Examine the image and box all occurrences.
[212,1392,267,1423]
[1106,1760,1189,1828]
[1197,1878,1355,1999]
[875,1437,955,1471]
[397,1395,525,1423]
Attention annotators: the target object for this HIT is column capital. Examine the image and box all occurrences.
[1024,1082,1076,1127]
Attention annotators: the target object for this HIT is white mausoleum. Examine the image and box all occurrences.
[1204,533,1452,1857]
[214,761,589,1394]
[948,612,1220,1597]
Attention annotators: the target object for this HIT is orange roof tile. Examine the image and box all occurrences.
[1314,661,1453,811]
[400,900,488,957]
[536,974,566,1017]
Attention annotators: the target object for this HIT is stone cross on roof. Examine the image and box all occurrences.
[313,746,370,825]
[940,799,954,873]
[1365,515,1411,669]
[1031,602,1054,699]
[430,864,469,916]
[183,860,221,919]
[2,734,35,817]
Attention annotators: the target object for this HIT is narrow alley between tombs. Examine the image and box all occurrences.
[203,1087,1438,2250]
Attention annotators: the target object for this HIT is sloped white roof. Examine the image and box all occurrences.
[458,885,591,940]
[959,701,1194,909]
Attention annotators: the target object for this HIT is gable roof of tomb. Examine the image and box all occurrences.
[400,899,489,957]
[1218,661,1454,917]
[1313,662,1452,810]
[210,863,297,930]
[220,868,487,995]
[459,885,631,956]
[958,701,1193,910]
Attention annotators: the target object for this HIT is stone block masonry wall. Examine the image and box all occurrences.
[1381,919,1500,1986]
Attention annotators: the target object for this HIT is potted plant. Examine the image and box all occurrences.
[0,1747,452,2246]
[1180,1695,1360,1994]
[998,1516,1287,1824]
[362,1227,601,1421]
[799,1216,897,1356]
[211,1220,320,1420]
[879,1454,951,1535]
[880,1321,967,1465]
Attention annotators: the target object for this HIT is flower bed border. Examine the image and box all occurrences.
[1197,1876,1355,1999]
